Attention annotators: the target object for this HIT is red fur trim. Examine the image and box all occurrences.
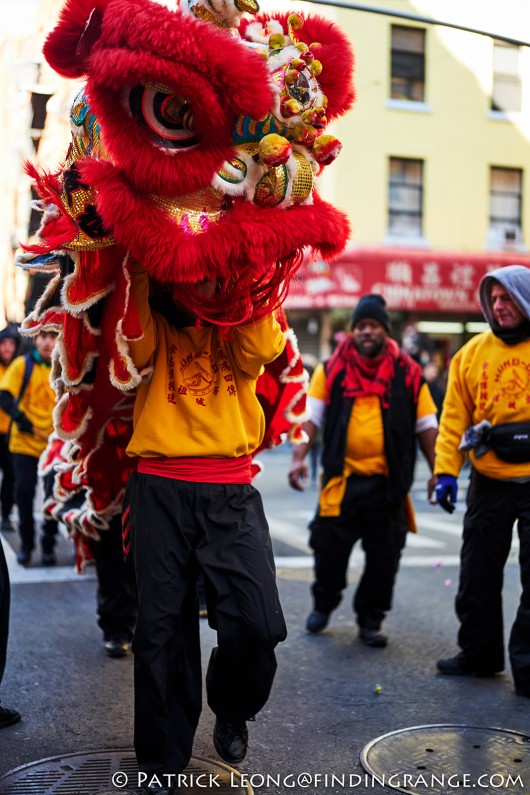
[90,57,236,196]
[60,314,100,384]
[83,159,350,319]
[22,164,78,253]
[94,0,272,118]
[63,249,120,313]
[43,0,110,78]
[54,392,93,439]
[245,12,355,120]
[48,0,274,196]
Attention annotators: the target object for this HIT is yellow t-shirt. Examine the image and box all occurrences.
[126,265,286,459]
[309,361,437,476]
[0,363,11,435]
[0,355,55,458]
[435,330,530,480]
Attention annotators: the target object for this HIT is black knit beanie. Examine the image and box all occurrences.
[0,325,20,343]
[351,294,390,330]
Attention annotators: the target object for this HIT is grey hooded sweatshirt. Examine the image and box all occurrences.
[479,265,530,327]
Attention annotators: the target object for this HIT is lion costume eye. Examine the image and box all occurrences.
[125,84,199,150]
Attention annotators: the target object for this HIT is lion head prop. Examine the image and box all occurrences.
[17,0,355,565]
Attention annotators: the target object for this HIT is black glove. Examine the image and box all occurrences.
[13,409,33,434]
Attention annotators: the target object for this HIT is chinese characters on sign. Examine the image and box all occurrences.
[286,249,530,313]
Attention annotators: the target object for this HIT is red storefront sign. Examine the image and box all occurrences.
[285,248,530,313]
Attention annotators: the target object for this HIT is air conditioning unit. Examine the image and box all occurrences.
[500,225,521,245]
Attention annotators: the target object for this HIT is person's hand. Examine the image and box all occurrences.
[434,475,458,514]
[427,474,437,502]
[13,410,33,434]
[288,461,308,492]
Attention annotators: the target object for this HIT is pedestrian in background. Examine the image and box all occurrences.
[288,294,437,647]
[0,536,21,729]
[302,356,323,488]
[93,513,137,658]
[434,265,530,697]
[0,327,20,533]
[0,330,58,566]
[423,360,446,417]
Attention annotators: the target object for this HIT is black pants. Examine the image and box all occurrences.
[12,453,58,554]
[0,537,9,686]
[125,473,287,775]
[93,514,137,642]
[309,474,407,629]
[0,434,14,521]
[456,470,530,691]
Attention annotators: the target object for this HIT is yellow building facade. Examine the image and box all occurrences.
[287,0,530,361]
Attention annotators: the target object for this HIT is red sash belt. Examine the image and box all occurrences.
[137,455,253,484]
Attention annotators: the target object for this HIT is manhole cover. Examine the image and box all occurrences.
[361,724,530,794]
[0,749,253,794]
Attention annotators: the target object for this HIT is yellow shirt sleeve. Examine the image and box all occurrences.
[231,314,286,378]
[1,356,55,457]
[417,382,438,418]
[308,362,326,400]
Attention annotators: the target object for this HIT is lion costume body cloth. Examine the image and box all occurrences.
[17,0,355,569]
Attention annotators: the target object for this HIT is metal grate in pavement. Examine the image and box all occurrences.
[0,750,252,794]
[361,724,530,794]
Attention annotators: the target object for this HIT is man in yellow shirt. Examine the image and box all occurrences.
[0,327,20,533]
[434,265,530,696]
[0,330,58,566]
[288,294,437,647]
[123,263,287,795]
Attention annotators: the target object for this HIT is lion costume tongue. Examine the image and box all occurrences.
[18,0,354,565]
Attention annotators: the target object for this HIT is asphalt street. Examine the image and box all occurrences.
[0,446,528,794]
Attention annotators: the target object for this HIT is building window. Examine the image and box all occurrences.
[30,90,52,153]
[390,25,425,102]
[388,158,423,237]
[489,167,522,246]
[492,40,521,112]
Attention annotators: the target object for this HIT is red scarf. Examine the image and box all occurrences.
[325,336,420,409]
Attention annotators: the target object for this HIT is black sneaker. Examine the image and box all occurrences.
[305,610,330,633]
[16,548,31,566]
[0,705,21,729]
[213,718,248,764]
[359,627,388,648]
[41,552,57,566]
[436,654,502,677]
[104,637,132,658]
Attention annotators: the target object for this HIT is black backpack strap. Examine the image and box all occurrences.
[17,353,34,405]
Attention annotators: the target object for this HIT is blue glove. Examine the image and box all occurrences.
[434,475,458,514]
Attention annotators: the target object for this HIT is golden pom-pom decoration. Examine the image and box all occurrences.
[312,134,342,165]
[288,13,304,30]
[269,33,286,49]
[258,133,293,167]
[280,96,303,117]
[290,58,307,72]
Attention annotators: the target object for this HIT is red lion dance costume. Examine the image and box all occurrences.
[17,0,355,569]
